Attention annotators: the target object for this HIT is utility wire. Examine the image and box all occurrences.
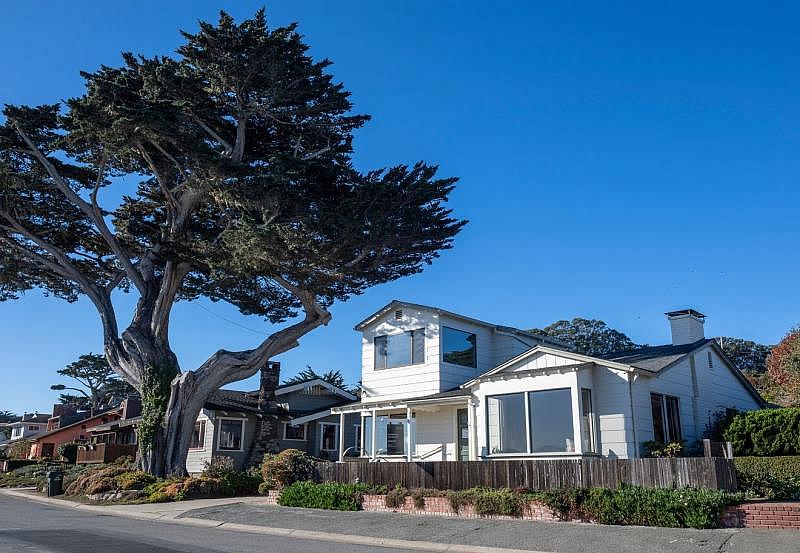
[191,302,266,335]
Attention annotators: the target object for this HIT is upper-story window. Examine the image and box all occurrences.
[374,329,425,369]
[442,326,477,368]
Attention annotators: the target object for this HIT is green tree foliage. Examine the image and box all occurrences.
[717,337,772,374]
[0,9,463,476]
[283,366,348,390]
[529,318,638,356]
[50,353,136,411]
[0,410,18,439]
[765,327,800,407]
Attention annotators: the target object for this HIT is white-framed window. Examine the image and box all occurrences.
[217,418,245,451]
[354,424,361,454]
[707,351,714,368]
[189,419,206,451]
[374,329,425,369]
[581,388,596,454]
[27,425,39,431]
[283,423,307,441]
[442,326,477,368]
[320,422,339,452]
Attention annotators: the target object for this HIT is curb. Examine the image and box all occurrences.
[0,489,553,553]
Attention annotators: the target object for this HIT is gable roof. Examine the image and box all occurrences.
[31,407,120,442]
[354,300,568,348]
[275,378,357,401]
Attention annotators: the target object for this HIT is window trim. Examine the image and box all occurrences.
[528,387,576,454]
[216,417,246,452]
[188,419,207,451]
[373,328,425,370]
[441,326,478,368]
[353,424,361,455]
[283,422,307,442]
[319,422,340,452]
[485,391,527,455]
[580,388,596,454]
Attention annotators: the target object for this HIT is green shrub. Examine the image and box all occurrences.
[385,485,408,508]
[56,442,80,464]
[540,486,740,529]
[221,469,262,496]
[723,408,800,456]
[116,471,157,491]
[258,481,274,495]
[278,481,368,511]
[734,456,800,499]
[472,488,525,517]
[410,489,426,509]
[261,449,317,489]
[202,456,236,479]
[175,477,224,500]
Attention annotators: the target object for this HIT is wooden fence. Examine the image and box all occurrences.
[316,457,738,492]
[76,443,138,465]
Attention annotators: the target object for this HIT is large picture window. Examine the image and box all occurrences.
[189,420,206,450]
[218,419,244,451]
[374,329,425,369]
[529,389,574,453]
[442,327,477,368]
[487,393,526,454]
[651,393,681,443]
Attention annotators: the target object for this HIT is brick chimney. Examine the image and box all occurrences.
[665,309,706,345]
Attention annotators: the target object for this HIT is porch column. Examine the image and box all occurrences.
[370,408,378,460]
[406,406,413,462]
[338,412,345,462]
[467,398,477,461]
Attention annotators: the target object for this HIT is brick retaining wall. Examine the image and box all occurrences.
[721,502,800,530]
[261,490,799,529]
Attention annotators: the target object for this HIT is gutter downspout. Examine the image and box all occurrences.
[627,372,639,458]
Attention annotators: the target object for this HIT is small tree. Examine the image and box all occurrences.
[529,318,638,356]
[0,410,18,440]
[51,353,136,411]
[283,366,348,390]
[765,327,800,407]
[0,10,464,476]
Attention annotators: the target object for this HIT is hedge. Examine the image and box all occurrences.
[734,456,800,500]
[278,481,369,511]
[723,408,800,456]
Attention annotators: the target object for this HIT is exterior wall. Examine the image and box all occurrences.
[360,306,443,401]
[186,411,214,474]
[276,386,350,413]
[414,406,459,461]
[590,365,635,459]
[359,306,541,402]
[204,412,258,471]
[632,343,761,452]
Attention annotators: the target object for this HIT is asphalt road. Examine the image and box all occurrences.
[0,495,428,553]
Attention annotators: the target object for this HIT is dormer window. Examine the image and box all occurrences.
[374,329,425,369]
[442,327,477,368]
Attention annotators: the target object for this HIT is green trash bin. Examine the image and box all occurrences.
[46,470,64,496]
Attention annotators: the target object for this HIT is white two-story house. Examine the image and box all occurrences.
[330,302,764,462]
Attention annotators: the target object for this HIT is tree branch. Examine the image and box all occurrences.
[191,114,233,156]
[12,124,146,294]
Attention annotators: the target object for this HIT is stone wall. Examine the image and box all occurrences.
[361,495,559,521]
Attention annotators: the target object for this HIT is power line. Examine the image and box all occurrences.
[191,302,266,335]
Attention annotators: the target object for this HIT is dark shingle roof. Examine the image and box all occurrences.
[407,387,471,403]
[601,339,713,372]
[204,389,288,416]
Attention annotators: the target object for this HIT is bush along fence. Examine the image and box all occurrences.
[315,457,739,492]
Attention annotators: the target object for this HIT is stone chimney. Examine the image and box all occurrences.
[665,309,706,345]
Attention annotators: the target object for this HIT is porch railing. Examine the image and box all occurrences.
[316,457,738,492]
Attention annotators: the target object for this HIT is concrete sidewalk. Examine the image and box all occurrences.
[2,488,798,553]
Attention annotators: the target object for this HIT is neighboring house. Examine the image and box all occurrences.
[331,302,764,462]
[28,403,129,459]
[185,378,359,473]
[4,413,51,442]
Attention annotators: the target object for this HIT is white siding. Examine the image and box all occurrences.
[186,413,213,474]
[631,343,761,452]
[414,407,458,461]
[592,365,635,458]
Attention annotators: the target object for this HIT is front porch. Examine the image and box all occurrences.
[331,392,474,462]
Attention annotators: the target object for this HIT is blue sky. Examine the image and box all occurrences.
[2,1,799,414]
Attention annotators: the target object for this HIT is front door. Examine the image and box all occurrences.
[456,409,469,461]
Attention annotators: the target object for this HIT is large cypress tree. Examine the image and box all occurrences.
[0,10,464,475]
